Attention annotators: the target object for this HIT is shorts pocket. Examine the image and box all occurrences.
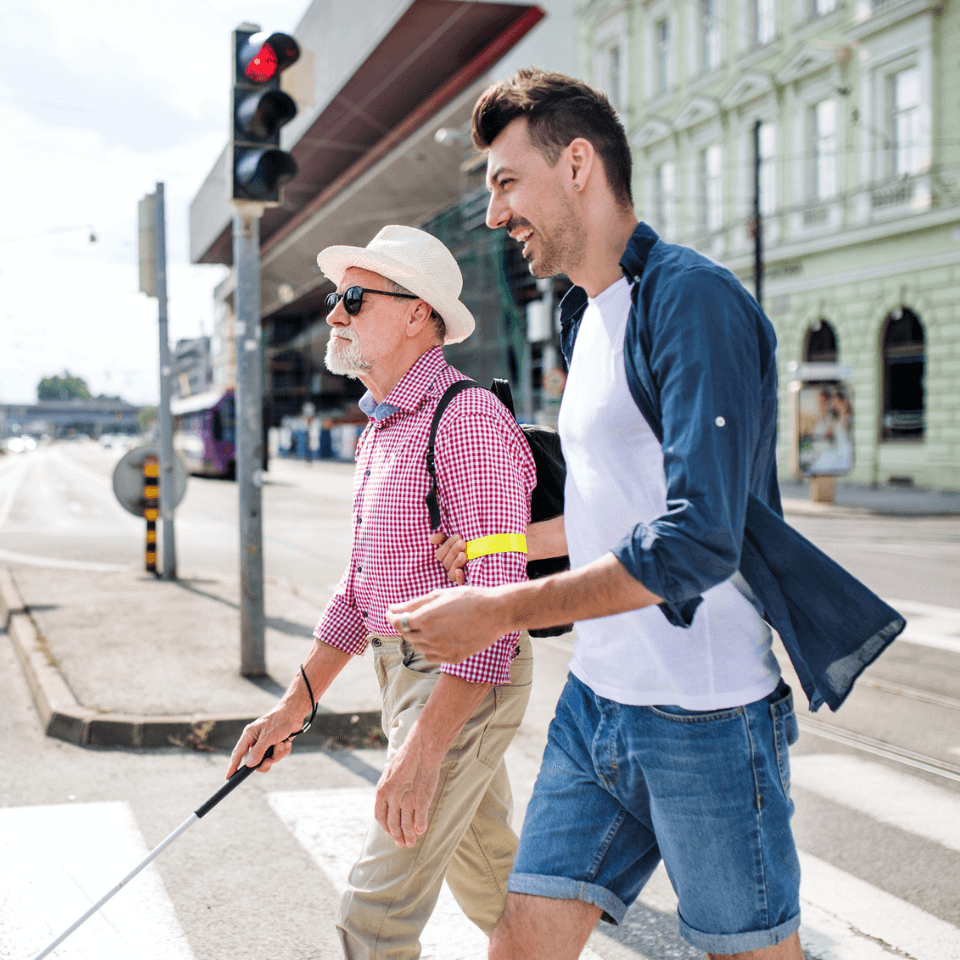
[648,703,744,723]
[768,683,799,798]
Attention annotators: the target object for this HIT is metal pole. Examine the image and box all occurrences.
[233,211,266,676]
[753,119,764,310]
[153,183,177,580]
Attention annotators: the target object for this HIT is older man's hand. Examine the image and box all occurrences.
[387,586,506,664]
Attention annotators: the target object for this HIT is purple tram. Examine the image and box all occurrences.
[171,389,236,478]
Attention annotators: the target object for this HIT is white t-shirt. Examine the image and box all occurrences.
[557,276,780,710]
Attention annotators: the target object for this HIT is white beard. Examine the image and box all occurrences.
[325,332,371,376]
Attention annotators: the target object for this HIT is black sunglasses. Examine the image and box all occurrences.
[325,286,419,316]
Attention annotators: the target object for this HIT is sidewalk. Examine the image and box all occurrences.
[780,479,960,517]
[0,564,383,751]
[3,479,958,752]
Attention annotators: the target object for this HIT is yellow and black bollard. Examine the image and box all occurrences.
[143,454,159,573]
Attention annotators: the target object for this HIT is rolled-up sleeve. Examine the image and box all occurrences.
[613,267,762,620]
[433,404,536,684]
[313,577,369,655]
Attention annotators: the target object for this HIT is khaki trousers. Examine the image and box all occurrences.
[336,634,533,960]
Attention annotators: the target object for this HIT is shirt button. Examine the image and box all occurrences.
[357,517,362,525]
[357,565,362,574]
[364,469,371,477]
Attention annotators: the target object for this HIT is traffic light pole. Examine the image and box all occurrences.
[233,205,267,676]
[153,183,177,581]
[229,24,300,677]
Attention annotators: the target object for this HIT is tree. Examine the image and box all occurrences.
[37,372,93,401]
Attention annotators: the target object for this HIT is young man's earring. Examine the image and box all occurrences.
[574,182,580,190]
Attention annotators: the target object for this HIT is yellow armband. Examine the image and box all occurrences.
[464,533,528,561]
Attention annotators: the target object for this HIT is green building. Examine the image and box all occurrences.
[580,0,960,491]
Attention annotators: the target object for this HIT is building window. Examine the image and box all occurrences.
[655,17,672,95]
[753,0,775,46]
[595,37,624,112]
[701,0,720,72]
[811,98,838,201]
[804,319,838,362]
[880,308,925,440]
[656,161,677,239]
[809,0,837,16]
[889,66,922,177]
[701,143,723,232]
[757,121,777,215]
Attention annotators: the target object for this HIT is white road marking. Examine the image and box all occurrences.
[267,788,608,960]
[897,628,960,655]
[886,598,960,654]
[799,853,960,960]
[0,453,31,528]
[0,802,194,960]
[793,752,960,854]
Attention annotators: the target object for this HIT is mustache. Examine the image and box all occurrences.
[505,217,533,235]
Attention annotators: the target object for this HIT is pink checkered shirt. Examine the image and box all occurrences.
[314,347,537,685]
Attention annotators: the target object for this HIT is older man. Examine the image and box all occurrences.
[227,225,536,959]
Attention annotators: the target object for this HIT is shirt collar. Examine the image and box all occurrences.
[359,346,447,422]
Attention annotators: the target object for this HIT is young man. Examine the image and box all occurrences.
[227,225,537,959]
[387,71,903,960]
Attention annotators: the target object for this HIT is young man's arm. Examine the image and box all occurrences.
[430,515,568,585]
[389,551,662,665]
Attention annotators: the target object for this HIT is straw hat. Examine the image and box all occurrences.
[317,225,475,344]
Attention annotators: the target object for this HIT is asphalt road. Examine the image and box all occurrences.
[2,441,959,960]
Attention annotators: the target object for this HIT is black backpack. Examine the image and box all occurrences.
[425,378,572,638]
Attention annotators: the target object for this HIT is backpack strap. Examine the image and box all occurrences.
[425,379,477,530]
[490,378,516,417]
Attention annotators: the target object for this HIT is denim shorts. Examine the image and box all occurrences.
[509,673,802,954]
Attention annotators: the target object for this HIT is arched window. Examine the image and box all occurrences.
[880,308,925,440]
[804,319,838,362]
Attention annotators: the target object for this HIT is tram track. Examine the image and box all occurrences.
[798,717,960,785]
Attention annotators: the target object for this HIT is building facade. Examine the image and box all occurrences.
[580,0,960,491]
[172,336,212,399]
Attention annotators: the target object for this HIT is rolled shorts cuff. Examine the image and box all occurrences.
[679,909,801,954]
[507,872,628,925]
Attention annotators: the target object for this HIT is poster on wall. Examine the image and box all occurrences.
[797,382,854,476]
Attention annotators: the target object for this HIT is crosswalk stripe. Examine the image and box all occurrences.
[792,753,960,853]
[897,628,960,655]
[799,853,960,960]
[0,802,194,960]
[267,789,607,960]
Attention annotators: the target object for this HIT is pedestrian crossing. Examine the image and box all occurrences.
[889,598,960,656]
[2,754,958,960]
[0,802,192,960]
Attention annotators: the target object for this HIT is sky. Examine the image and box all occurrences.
[1,0,307,405]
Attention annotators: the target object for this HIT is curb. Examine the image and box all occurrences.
[0,567,383,752]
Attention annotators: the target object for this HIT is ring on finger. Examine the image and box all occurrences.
[400,613,410,633]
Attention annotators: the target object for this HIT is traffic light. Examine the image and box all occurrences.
[231,26,300,203]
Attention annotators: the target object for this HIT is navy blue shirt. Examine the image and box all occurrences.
[558,223,904,712]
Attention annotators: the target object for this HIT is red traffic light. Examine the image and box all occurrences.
[245,43,277,82]
[239,32,300,84]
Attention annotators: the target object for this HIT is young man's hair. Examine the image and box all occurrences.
[471,68,633,208]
